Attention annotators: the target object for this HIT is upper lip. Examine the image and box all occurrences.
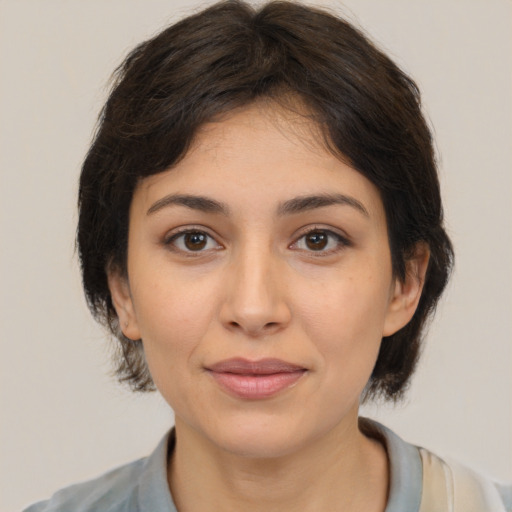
[206,358,306,375]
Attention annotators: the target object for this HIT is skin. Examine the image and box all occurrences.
[109,103,429,512]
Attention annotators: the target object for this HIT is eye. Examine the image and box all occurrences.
[292,229,349,253]
[165,230,221,253]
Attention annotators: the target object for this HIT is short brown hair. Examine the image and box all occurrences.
[78,0,454,400]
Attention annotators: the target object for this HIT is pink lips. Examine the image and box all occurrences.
[206,358,307,400]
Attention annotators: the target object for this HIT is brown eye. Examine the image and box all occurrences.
[305,231,328,250]
[166,229,220,253]
[292,228,350,254]
[183,232,208,251]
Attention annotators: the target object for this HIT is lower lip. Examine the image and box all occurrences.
[209,371,306,399]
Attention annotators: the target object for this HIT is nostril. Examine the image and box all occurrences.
[226,320,281,335]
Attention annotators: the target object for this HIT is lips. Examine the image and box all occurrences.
[206,358,307,400]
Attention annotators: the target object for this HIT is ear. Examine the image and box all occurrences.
[107,267,141,341]
[383,243,430,337]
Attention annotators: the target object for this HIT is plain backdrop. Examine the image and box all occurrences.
[1,1,511,510]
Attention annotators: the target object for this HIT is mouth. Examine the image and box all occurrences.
[205,358,307,400]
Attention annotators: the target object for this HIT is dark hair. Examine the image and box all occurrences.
[78,0,453,400]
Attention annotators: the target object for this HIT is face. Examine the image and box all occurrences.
[110,103,424,459]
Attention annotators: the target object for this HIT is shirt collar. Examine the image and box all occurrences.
[360,418,423,512]
[137,429,177,511]
[137,420,422,512]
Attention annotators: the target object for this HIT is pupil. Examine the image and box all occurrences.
[306,232,327,250]
[185,232,207,250]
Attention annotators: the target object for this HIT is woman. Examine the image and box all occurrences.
[23,1,511,511]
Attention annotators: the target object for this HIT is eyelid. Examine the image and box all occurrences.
[163,225,224,253]
[290,225,352,254]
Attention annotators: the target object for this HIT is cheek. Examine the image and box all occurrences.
[300,268,390,334]
[129,269,219,378]
[296,270,391,377]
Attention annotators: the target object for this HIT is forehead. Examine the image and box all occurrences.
[135,103,386,223]
[192,100,328,156]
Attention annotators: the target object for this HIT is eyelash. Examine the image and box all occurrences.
[163,226,351,256]
[163,227,222,255]
[290,227,351,256]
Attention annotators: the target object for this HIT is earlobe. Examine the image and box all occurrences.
[383,243,430,337]
[107,268,141,341]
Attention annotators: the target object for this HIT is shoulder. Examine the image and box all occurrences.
[23,457,146,512]
[23,430,176,512]
[360,418,511,512]
[419,447,512,512]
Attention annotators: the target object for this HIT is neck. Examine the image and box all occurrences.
[168,413,389,512]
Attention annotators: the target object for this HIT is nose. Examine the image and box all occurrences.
[219,244,292,337]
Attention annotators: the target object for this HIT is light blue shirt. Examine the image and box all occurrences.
[23,420,511,512]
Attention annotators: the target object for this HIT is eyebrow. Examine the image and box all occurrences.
[277,193,369,217]
[147,194,230,216]
[146,192,369,218]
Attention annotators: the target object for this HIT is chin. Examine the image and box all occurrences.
[215,427,309,460]
[194,408,334,460]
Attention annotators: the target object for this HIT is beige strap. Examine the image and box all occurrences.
[419,448,506,512]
